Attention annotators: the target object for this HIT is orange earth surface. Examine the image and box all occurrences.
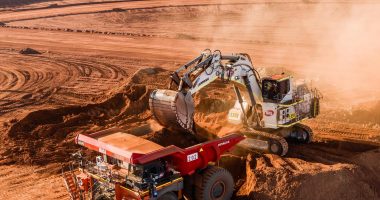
[0,0,379,199]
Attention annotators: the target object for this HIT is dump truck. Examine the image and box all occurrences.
[62,128,244,200]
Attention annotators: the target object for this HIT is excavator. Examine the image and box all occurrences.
[149,50,321,156]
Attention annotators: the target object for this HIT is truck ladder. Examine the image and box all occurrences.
[62,166,81,200]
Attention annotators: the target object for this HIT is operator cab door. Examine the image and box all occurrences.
[261,76,291,128]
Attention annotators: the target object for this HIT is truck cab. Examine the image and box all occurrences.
[125,159,182,193]
[71,151,184,200]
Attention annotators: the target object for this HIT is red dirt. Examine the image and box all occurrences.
[0,1,379,199]
[236,152,379,200]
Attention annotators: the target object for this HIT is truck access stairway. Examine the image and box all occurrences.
[62,165,82,200]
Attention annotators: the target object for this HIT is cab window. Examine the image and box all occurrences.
[262,79,290,102]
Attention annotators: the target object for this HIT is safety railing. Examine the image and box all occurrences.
[277,86,321,126]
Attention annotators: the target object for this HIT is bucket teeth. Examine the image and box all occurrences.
[149,89,195,132]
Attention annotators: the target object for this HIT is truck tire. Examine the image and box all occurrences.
[158,192,177,200]
[268,139,283,155]
[195,166,234,200]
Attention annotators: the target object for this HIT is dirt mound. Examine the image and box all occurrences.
[0,67,202,164]
[19,47,41,54]
[234,153,379,200]
[3,91,131,164]
[351,149,380,185]
[1,67,171,164]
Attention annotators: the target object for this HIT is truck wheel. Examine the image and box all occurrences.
[268,139,283,155]
[195,166,234,200]
[158,192,177,200]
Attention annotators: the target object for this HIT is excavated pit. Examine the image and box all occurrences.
[1,67,379,200]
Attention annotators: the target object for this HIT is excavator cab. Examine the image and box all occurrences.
[262,74,291,103]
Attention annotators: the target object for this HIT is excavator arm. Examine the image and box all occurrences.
[149,50,264,132]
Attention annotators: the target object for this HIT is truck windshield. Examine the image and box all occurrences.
[130,165,143,178]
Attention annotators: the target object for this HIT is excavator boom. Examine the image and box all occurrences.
[150,50,263,132]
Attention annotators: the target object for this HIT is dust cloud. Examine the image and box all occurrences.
[196,2,380,108]
[305,3,380,106]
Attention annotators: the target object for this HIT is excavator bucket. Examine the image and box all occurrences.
[149,89,195,132]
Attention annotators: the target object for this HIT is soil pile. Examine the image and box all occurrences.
[19,47,41,54]
[235,153,379,200]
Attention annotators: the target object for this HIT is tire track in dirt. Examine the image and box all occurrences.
[0,3,360,48]
[0,164,67,200]
[0,1,244,23]
[0,50,129,115]
[308,119,380,146]
[0,0,129,12]
[3,1,371,23]
[0,24,159,38]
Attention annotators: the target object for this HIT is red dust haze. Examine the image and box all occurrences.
[193,2,380,107]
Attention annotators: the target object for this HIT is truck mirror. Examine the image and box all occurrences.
[149,181,158,198]
[152,186,158,198]
[149,174,158,198]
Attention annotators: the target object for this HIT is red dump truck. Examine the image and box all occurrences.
[62,128,244,200]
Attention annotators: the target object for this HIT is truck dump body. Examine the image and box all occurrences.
[76,128,163,163]
[76,128,244,176]
[96,131,163,154]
